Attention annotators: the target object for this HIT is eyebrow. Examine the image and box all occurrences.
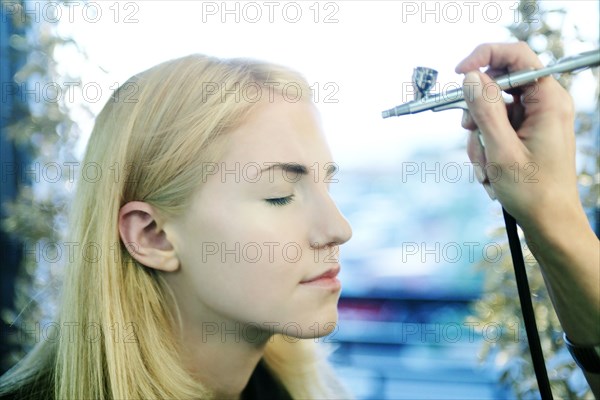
[261,162,338,178]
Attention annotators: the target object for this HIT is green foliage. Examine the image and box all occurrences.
[0,0,88,369]
[468,1,598,398]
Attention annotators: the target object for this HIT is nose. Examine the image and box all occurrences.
[308,190,353,248]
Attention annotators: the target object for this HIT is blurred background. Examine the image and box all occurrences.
[1,0,598,398]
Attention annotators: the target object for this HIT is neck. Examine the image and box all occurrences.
[163,275,273,397]
[178,320,271,398]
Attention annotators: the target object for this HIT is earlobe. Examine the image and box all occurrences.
[118,201,180,272]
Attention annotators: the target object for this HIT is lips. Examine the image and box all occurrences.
[300,265,340,283]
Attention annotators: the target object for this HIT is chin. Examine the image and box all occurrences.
[318,319,338,337]
[278,320,338,342]
[294,310,340,339]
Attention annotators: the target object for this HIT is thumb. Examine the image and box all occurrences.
[462,71,521,160]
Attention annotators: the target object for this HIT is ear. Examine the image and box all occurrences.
[118,201,179,272]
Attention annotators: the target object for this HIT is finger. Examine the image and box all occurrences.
[455,42,570,120]
[484,67,510,79]
[462,71,522,158]
[461,110,476,130]
[467,130,488,184]
[454,42,543,74]
[482,183,497,201]
[518,77,573,133]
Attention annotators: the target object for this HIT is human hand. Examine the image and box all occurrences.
[455,42,585,233]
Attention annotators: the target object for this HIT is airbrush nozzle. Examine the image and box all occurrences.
[382,104,412,118]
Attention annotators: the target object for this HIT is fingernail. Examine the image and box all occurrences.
[473,164,485,184]
[483,184,497,201]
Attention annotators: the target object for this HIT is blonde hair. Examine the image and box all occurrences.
[0,54,351,399]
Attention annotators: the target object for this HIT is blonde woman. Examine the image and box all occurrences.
[1,42,599,398]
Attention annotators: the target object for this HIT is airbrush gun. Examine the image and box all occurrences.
[381,49,600,118]
[380,48,600,400]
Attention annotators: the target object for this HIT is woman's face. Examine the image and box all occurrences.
[163,96,352,341]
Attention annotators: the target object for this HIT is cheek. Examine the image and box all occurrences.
[175,208,305,303]
[181,249,304,325]
[171,186,330,315]
[200,201,308,267]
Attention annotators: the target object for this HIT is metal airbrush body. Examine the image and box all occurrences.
[381,49,600,118]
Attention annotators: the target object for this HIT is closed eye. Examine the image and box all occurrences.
[265,195,295,207]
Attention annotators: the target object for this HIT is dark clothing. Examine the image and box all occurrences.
[1,358,292,399]
[242,359,293,400]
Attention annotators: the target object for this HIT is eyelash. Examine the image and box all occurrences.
[265,195,295,207]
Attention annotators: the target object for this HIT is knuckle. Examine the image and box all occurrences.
[516,41,531,52]
[474,42,493,55]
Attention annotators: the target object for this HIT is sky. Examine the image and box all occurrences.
[50,0,600,169]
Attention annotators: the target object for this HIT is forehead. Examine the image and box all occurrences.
[221,98,332,165]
